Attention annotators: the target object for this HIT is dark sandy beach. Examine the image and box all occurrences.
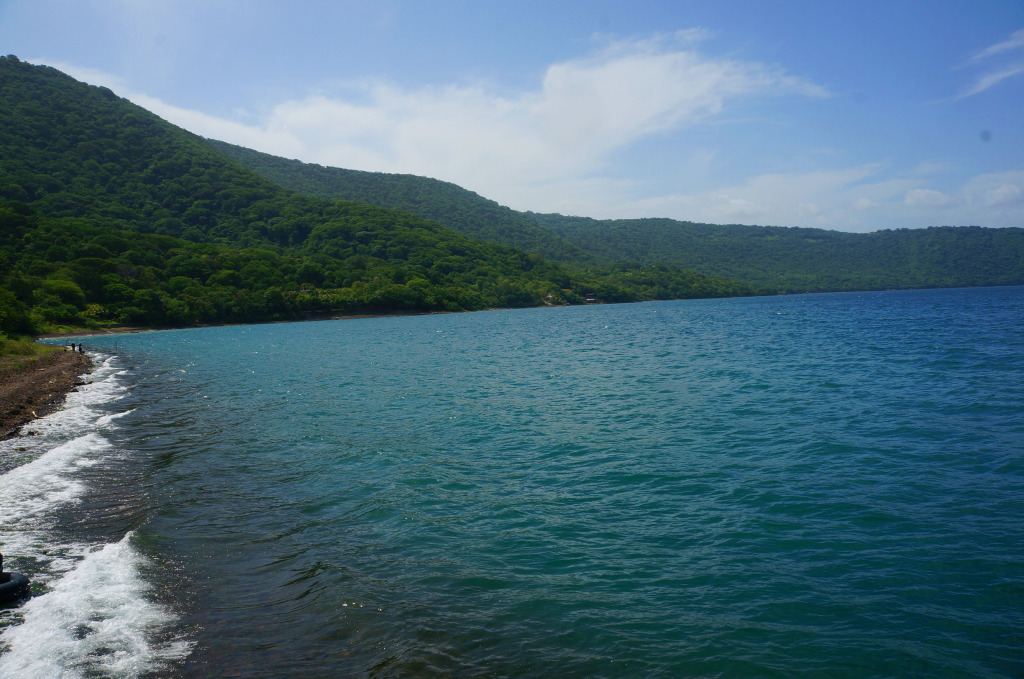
[0,349,92,440]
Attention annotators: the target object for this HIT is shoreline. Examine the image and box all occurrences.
[32,308,492,340]
[16,310,486,439]
[19,284,1012,439]
[36,283,1021,342]
[0,349,93,441]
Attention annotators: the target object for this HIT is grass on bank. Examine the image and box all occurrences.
[0,332,65,368]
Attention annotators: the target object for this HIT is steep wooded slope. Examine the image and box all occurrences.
[530,214,1024,293]
[208,132,1022,295]
[207,139,591,262]
[0,57,751,336]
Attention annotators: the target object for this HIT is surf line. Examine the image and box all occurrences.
[0,353,192,678]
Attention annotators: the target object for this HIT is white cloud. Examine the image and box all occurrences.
[905,188,954,208]
[253,33,828,198]
[961,171,1024,210]
[968,28,1024,63]
[959,28,1024,98]
[38,33,828,212]
[533,41,825,158]
[983,183,1023,207]
[959,61,1024,98]
[584,166,1024,231]
[604,165,888,227]
[31,40,1024,232]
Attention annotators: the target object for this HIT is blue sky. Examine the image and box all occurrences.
[2,0,1023,232]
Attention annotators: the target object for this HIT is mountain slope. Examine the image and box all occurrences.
[0,57,751,336]
[207,134,1022,295]
[530,214,1024,293]
[207,139,592,262]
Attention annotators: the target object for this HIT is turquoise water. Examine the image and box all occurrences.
[2,287,1023,677]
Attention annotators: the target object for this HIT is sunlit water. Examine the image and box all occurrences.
[2,287,1023,678]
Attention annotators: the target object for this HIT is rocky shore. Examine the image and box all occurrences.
[0,349,92,440]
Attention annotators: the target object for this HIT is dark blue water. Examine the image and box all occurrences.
[3,287,1023,677]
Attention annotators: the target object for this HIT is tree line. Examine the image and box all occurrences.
[209,116,1023,296]
[0,56,752,338]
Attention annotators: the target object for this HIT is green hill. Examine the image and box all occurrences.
[530,214,1024,293]
[0,56,751,337]
[206,139,591,262]
[207,132,1022,296]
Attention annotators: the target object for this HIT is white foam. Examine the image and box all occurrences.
[0,352,191,676]
[13,355,127,441]
[0,431,115,579]
[0,434,109,524]
[96,409,135,427]
[0,533,192,679]
[0,353,129,577]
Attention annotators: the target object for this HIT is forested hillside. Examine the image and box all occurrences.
[531,214,1024,293]
[207,139,590,262]
[0,57,751,337]
[210,135,1022,295]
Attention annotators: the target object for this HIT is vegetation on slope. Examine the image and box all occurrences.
[0,56,752,337]
[207,139,592,262]
[209,135,1022,296]
[530,214,1024,293]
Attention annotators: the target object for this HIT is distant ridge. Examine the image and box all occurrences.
[531,214,1024,292]
[0,57,751,337]
[207,139,592,263]
[209,141,1024,295]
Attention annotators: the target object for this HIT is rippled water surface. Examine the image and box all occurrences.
[3,288,1023,677]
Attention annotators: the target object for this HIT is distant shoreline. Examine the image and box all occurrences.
[32,307,510,340]
[33,284,1024,341]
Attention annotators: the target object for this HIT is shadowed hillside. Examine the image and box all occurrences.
[207,139,592,262]
[0,56,752,336]
[530,214,1024,293]
[208,136,1023,295]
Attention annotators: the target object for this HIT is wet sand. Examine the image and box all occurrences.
[0,349,92,440]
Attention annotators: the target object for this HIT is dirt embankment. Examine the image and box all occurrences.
[0,350,92,440]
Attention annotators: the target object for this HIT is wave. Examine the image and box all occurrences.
[0,533,191,679]
[0,353,189,676]
[0,433,109,560]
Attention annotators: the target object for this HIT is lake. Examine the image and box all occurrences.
[2,287,1022,678]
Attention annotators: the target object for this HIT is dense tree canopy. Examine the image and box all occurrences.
[211,134,1023,297]
[529,214,1024,293]
[208,139,592,262]
[0,57,751,337]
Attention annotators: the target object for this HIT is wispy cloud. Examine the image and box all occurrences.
[982,183,1022,207]
[37,37,1024,231]
[611,164,895,227]
[904,188,954,208]
[963,171,1024,209]
[587,167,1024,231]
[38,33,828,212]
[959,28,1024,98]
[959,61,1024,98]
[967,28,1024,63]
